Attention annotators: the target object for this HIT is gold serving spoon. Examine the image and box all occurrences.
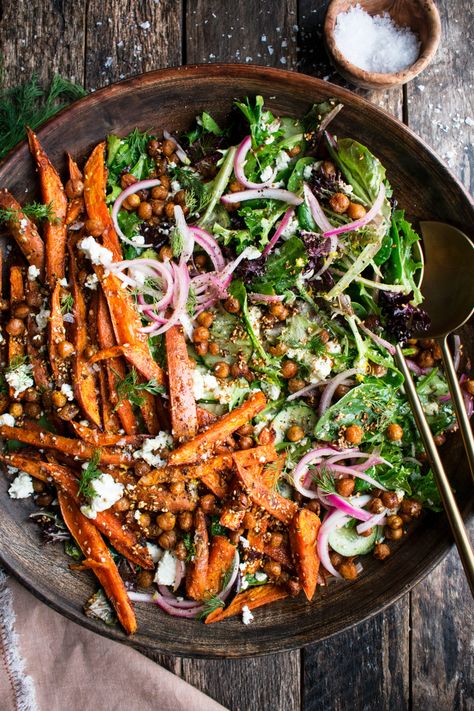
[393,221,474,596]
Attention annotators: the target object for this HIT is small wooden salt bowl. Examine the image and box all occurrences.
[324,0,441,90]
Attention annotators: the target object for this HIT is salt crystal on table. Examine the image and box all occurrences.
[334,3,420,74]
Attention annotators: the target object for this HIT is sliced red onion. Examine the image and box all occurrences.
[143,261,190,335]
[174,204,194,264]
[323,184,386,238]
[221,188,303,206]
[317,509,349,578]
[318,368,358,416]
[262,208,294,257]
[111,178,162,247]
[287,377,354,403]
[219,551,240,602]
[174,559,185,592]
[406,359,432,376]
[234,135,277,189]
[325,493,372,521]
[356,509,387,534]
[127,591,154,603]
[314,463,387,492]
[163,129,190,165]
[157,587,200,608]
[359,322,396,356]
[248,292,284,304]
[303,183,332,232]
[153,592,205,618]
[189,226,225,271]
[293,446,352,499]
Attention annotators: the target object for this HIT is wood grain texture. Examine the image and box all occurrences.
[85,0,183,90]
[303,598,410,710]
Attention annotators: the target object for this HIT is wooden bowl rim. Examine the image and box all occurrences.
[324,0,442,88]
[0,63,472,658]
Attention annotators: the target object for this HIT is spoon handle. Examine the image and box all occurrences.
[439,336,474,480]
[395,345,474,598]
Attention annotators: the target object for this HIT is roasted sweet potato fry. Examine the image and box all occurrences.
[69,239,101,426]
[0,189,45,275]
[65,154,84,225]
[205,584,288,624]
[132,485,197,513]
[289,508,321,601]
[205,536,236,597]
[0,425,132,466]
[233,446,297,525]
[25,279,50,389]
[7,267,26,396]
[136,378,161,436]
[89,343,165,384]
[69,421,143,447]
[49,281,67,384]
[168,391,267,466]
[261,453,286,490]
[186,508,209,601]
[0,453,49,483]
[83,143,122,259]
[165,325,197,442]
[58,489,137,634]
[196,406,218,429]
[26,128,67,283]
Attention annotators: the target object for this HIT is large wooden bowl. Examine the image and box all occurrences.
[0,65,472,658]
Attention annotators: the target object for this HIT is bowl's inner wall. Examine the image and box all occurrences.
[0,68,471,657]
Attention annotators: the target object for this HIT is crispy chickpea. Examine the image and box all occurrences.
[286,425,305,442]
[159,245,173,261]
[281,360,298,379]
[345,424,363,445]
[120,173,138,189]
[178,511,193,532]
[238,436,254,450]
[237,423,253,437]
[329,192,350,214]
[174,540,188,561]
[65,178,84,198]
[164,202,176,220]
[329,551,343,569]
[154,157,167,175]
[57,340,75,358]
[208,341,219,356]
[194,254,208,270]
[170,480,185,496]
[400,498,422,518]
[57,403,79,421]
[387,423,403,441]
[114,497,131,512]
[137,512,151,528]
[339,560,358,580]
[151,185,169,200]
[26,291,43,309]
[193,326,210,343]
[359,527,373,538]
[151,199,165,216]
[306,500,321,515]
[229,180,245,193]
[134,460,151,478]
[288,378,306,393]
[36,492,54,507]
[175,190,186,206]
[387,515,403,530]
[374,543,390,560]
[6,318,25,336]
[369,497,385,514]
[269,532,284,548]
[230,362,247,378]
[214,362,230,378]
[322,160,336,177]
[269,302,289,321]
[431,342,442,360]
[197,311,213,328]
[84,218,104,237]
[463,379,474,396]
[287,578,302,596]
[159,175,171,190]
[83,344,96,359]
[336,477,355,497]
[263,560,282,578]
[418,350,434,369]
[156,512,176,531]
[0,394,9,415]
[24,402,41,418]
[123,193,141,210]
[41,390,54,409]
[224,296,240,314]
[269,342,288,357]
[434,433,446,447]
[288,144,301,157]
[381,490,399,509]
[9,403,23,418]
[242,511,257,529]
[12,302,30,319]
[158,530,177,549]
[24,388,40,403]
[52,390,67,408]
[147,139,161,157]
[347,202,367,220]
[137,201,153,220]
[32,479,45,493]
[334,384,350,400]
[136,570,155,588]
[385,526,403,541]
[162,138,176,156]
[195,341,209,356]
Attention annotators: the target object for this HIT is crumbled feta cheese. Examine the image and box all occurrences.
[84,273,99,290]
[80,473,124,519]
[260,379,281,401]
[0,413,15,427]
[60,383,74,401]
[27,265,40,281]
[58,277,69,287]
[247,305,262,338]
[260,165,274,183]
[35,307,51,331]
[171,180,182,194]
[239,536,250,549]
[255,571,268,582]
[241,577,249,590]
[303,164,314,179]
[326,340,341,354]
[133,431,173,467]
[281,215,299,239]
[79,236,113,268]
[8,471,34,499]
[242,605,254,625]
[19,218,28,230]
[63,313,74,324]
[146,542,162,564]
[424,401,439,416]
[275,151,291,172]
[192,368,220,401]
[154,550,177,586]
[286,347,333,383]
[5,363,34,398]
[132,234,145,246]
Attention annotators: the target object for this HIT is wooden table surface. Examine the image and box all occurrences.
[1,1,472,709]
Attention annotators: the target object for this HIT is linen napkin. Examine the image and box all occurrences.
[0,570,228,711]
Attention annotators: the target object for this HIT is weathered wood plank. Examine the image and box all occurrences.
[181,651,301,711]
[186,0,298,68]
[0,0,85,86]
[303,598,410,710]
[85,0,183,90]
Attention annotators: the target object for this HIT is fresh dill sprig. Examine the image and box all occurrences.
[311,464,337,495]
[114,367,164,408]
[197,594,225,620]
[170,166,209,216]
[6,354,29,373]
[0,201,57,224]
[0,74,86,160]
[308,334,329,357]
[78,450,102,499]
[61,292,74,314]
[182,532,196,562]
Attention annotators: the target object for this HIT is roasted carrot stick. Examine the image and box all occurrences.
[168,391,267,466]
[0,189,45,276]
[186,508,209,601]
[26,128,67,283]
[7,267,25,392]
[205,584,288,624]
[65,154,84,225]
[49,281,67,384]
[0,425,132,466]
[58,489,137,634]
[289,508,321,601]
[205,536,236,597]
[68,238,101,427]
[165,325,198,442]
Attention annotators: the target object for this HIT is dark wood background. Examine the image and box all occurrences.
[0,1,472,709]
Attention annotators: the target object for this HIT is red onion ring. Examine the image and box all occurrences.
[221,188,303,206]
[262,208,294,256]
[143,261,190,335]
[322,184,386,238]
[248,292,284,304]
[318,368,358,416]
[293,446,352,499]
[324,493,374,521]
[234,135,277,189]
[359,322,396,356]
[111,178,162,247]
[317,509,349,578]
[174,205,194,263]
[189,226,225,271]
[153,592,205,618]
[303,183,332,232]
[163,129,190,164]
[356,509,387,534]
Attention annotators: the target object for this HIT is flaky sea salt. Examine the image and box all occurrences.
[334,4,420,74]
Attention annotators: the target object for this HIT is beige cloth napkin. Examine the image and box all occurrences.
[0,571,228,711]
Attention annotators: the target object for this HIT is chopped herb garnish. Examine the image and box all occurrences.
[114,367,165,408]
[78,450,102,499]
[182,532,196,562]
[60,292,74,314]
[0,201,57,224]
[197,594,225,620]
